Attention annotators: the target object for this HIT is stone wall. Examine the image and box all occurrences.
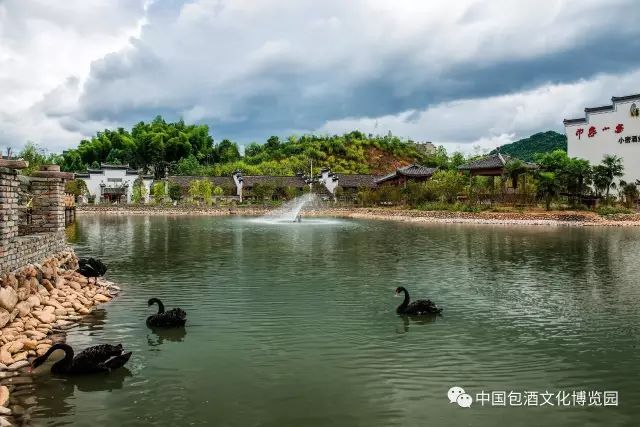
[0,162,73,274]
[0,233,68,274]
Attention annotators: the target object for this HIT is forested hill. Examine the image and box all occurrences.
[55,116,440,177]
[490,131,567,162]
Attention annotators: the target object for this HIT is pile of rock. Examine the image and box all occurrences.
[0,248,119,425]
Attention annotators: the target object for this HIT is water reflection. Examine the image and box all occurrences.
[395,315,439,334]
[147,327,187,347]
[33,216,640,427]
[33,369,133,421]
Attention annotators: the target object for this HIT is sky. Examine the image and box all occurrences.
[1,0,640,155]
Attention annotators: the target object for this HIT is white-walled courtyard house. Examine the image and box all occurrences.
[75,164,154,204]
[564,94,640,184]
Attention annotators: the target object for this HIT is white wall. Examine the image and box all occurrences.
[79,169,153,203]
[319,170,338,194]
[566,97,640,185]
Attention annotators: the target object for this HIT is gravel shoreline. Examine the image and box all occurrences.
[76,205,640,227]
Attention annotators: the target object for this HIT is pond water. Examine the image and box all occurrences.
[30,216,640,426]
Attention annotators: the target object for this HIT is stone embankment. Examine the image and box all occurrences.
[77,204,640,227]
[0,248,118,426]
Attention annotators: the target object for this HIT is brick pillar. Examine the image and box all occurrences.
[30,165,73,233]
[0,160,28,264]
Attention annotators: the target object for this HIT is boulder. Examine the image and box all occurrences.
[6,342,23,355]
[7,360,29,371]
[0,310,10,329]
[93,294,111,303]
[20,340,37,351]
[41,279,53,292]
[14,302,30,318]
[32,311,55,324]
[36,344,51,357]
[54,277,65,289]
[26,295,40,309]
[16,288,28,302]
[0,386,8,407]
[0,288,17,312]
[45,299,64,310]
[23,331,45,341]
[0,350,12,366]
[67,281,81,291]
[11,352,27,362]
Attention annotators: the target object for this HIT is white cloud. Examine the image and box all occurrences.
[317,69,640,153]
[1,0,640,153]
[0,0,149,152]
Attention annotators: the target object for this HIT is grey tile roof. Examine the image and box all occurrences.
[375,164,437,184]
[458,153,507,170]
[336,174,379,188]
[100,163,130,169]
[563,118,587,125]
[584,105,614,113]
[564,93,640,125]
[458,153,538,171]
[240,175,307,188]
[168,175,236,189]
[611,94,640,102]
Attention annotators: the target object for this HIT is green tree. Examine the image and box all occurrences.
[152,182,166,203]
[252,183,276,201]
[131,178,148,203]
[503,158,526,189]
[618,180,639,208]
[18,142,53,175]
[427,170,466,203]
[168,181,182,201]
[537,172,560,210]
[64,179,88,198]
[593,155,624,205]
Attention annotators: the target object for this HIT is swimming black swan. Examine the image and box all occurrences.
[146,298,187,328]
[77,257,108,284]
[31,343,132,375]
[395,286,443,315]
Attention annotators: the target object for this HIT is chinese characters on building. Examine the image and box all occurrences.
[573,123,638,143]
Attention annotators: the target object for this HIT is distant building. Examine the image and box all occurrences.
[413,141,437,155]
[167,175,236,198]
[375,164,437,186]
[75,164,154,204]
[564,94,640,184]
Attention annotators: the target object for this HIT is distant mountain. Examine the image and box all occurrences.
[491,131,567,162]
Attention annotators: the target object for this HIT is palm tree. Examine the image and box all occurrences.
[565,158,592,207]
[503,159,526,190]
[593,155,624,205]
[618,180,639,208]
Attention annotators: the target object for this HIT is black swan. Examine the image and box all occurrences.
[146,298,187,328]
[77,257,108,284]
[395,286,443,315]
[31,343,132,375]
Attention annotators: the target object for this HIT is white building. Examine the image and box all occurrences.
[75,164,154,204]
[564,94,640,184]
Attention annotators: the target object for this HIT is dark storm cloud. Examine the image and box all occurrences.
[5,0,640,151]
